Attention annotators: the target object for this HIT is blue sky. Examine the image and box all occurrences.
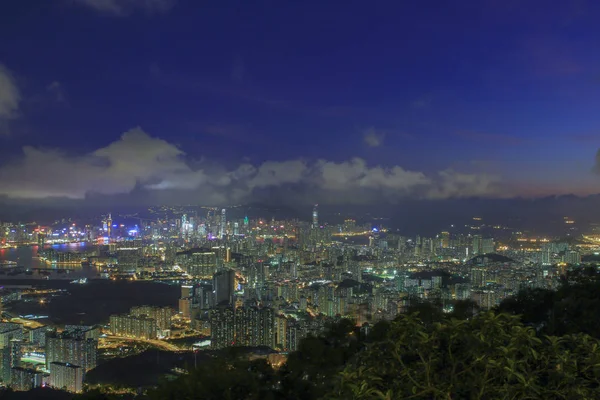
[0,0,599,205]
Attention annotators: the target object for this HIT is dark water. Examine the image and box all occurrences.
[0,243,100,279]
[4,279,179,326]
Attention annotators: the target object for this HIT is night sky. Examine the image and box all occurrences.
[1,0,600,207]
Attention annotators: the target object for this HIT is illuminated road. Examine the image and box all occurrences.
[8,317,45,329]
[102,335,181,352]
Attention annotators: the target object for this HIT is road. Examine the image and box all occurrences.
[102,335,182,352]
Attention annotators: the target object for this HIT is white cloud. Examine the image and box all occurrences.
[0,128,500,203]
[428,169,502,199]
[314,158,429,191]
[0,127,217,198]
[363,127,385,147]
[0,64,21,129]
[73,0,175,16]
[246,160,308,188]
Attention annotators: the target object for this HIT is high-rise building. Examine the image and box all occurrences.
[45,333,97,372]
[49,362,83,393]
[109,314,157,339]
[209,306,235,349]
[454,283,471,300]
[179,298,193,319]
[481,238,495,255]
[176,249,218,278]
[234,307,275,348]
[29,326,54,347]
[1,339,21,383]
[213,269,235,306]
[440,232,450,248]
[220,209,227,239]
[181,285,194,299]
[471,268,487,288]
[11,367,46,391]
[275,315,288,350]
[210,306,275,349]
[63,325,100,341]
[0,324,23,348]
[0,324,23,384]
[541,250,551,265]
[285,320,303,352]
[106,213,112,238]
[131,306,173,331]
[564,250,581,265]
[472,235,482,256]
[312,204,319,228]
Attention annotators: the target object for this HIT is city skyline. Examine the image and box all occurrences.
[1,1,600,207]
[3,2,600,398]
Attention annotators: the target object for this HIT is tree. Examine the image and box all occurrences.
[278,319,362,400]
[147,356,277,400]
[497,274,600,338]
[327,312,600,399]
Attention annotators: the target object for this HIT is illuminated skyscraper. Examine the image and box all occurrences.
[472,235,482,256]
[209,306,235,348]
[220,209,227,238]
[49,362,83,393]
[106,213,112,238]
[312,204,318,228]
[234,307,275,348]
[45,333,97,372]
[481,238,495,255]
[471,268,486,287]
[130,306,173,331]
[1,339,21,383]
[213,269,235,306]
[109,314,157,339]
[440,231,450,248]
[11,367,45,391]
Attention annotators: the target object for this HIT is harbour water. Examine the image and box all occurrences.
[0,242,100,279]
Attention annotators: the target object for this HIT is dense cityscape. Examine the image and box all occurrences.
[0,205,597,395]
[4,0,600,398]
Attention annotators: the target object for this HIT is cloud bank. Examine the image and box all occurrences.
[593,149,600,175]
[73,0,175,16]
[0,127,503,205]
[0,64,21,132]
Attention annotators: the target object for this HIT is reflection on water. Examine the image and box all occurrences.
[0,243,101,279]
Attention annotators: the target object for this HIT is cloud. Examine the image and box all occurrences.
[73,0,175,16]
[46,81,66,103]
[429,170,503,199]
[593,149,600,175]
[0,127,501,204]
[363,127,385,147]
[0,127,218,198]
[0,64,21,131]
